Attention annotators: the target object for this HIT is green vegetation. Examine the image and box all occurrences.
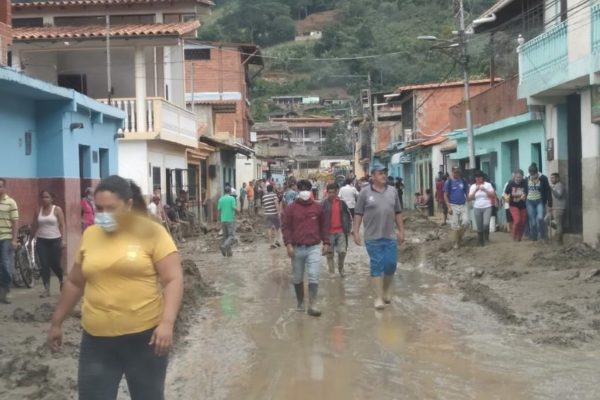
[202,0,499,123]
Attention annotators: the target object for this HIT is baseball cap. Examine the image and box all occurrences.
[370,162,388,173]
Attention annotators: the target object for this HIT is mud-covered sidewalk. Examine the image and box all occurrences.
[402,212,600,348]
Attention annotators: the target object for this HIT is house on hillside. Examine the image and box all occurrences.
[294,10,339,42]
[184,40,263,219]
[9,0,215,217]
[385,79,497,209]
[270,116,339,169]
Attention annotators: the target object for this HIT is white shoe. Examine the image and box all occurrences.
[374,297,385,310]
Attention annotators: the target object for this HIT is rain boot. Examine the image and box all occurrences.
[327,256,335,276]
[0,287,10,304]
[383,275,394,304]
[372,277,385,310]
[294,283,304,311]
[484,230,490,243]
[307,283,321,317]
[478,232,485,247]
[338,253,346,277]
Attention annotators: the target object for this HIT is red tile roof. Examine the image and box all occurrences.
[13,21,200,40]
[12,0,214,8]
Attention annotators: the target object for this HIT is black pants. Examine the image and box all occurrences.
[36,238,63,287]
[79,328,168,400]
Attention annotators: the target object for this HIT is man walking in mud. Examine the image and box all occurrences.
[323,183,352,277]
[282,180,330,317]
[353,163,405,310]
[218,186,237,257]
[0,178,18,304]
[444,166,470,249]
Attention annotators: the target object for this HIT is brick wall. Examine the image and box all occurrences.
[415,83,493,138]
[5,177,88,270]
[0,0,11,66]
[186,47,251,143]
[449,76,527,130]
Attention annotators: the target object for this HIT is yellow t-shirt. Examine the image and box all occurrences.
[75,214,178,337]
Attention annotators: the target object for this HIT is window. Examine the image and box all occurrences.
[110,14,155,24]
[99,148,109,178]
[164,14,196,23]
[55,16,105,26]
[153,167,161,191]
[58,74,87,94]
[185,49,211,60]
[12,18,43,28]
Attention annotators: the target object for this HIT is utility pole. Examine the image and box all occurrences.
[458,0,476,169]
[106,15,112,104]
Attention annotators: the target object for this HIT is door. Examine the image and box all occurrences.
[566,94,583,233]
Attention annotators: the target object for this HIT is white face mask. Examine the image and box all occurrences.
[95,212,118,232]
[298,191,311,201]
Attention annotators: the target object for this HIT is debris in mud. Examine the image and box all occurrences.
[583,268,600,282]
[534,301,581,321]
[0,354,51,388]
[457,282,520,324]
[12,303,55,323]
[531,243,600,270]
[12,308,35,322]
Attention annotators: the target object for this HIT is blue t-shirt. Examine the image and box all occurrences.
[444,178,468,205]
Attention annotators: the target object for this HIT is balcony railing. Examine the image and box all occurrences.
[519,21,568,83]
[99,97,198,146]
[593,4,600,53]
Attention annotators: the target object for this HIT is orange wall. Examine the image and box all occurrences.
[415,83,492,137]
[185,47,251,143]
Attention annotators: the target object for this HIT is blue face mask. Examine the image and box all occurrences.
[95,212,118,232]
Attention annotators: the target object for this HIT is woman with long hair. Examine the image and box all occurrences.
[47,175,183,400]
[32,190,66,297]
[468,170,496,246]
[504,169,528,242]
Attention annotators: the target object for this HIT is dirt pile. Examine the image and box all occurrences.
[401,211,600,347]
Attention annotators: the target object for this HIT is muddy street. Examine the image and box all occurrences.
[167,229,600,400]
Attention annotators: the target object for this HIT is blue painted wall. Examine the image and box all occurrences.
[0,96,38,178]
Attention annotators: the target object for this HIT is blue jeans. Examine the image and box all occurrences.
[365,239,398,277]
[291,245,321,285]
[526,200,546,241]
[79,328,168,400]
[220,222,236,255]
[0,239,14,290]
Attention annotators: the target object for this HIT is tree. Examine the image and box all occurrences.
[322,121,351,156]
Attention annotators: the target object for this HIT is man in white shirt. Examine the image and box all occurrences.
[147,195,164,223]
[338,178,359,217]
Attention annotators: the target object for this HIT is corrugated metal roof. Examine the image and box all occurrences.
[395,79,501,93]
[13,21,200,40]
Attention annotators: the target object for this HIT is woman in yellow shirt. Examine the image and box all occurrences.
[47,176,183,400]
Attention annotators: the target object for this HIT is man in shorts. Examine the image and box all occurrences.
[262,185,282,248]
[444,166,470,249]
[322,183,352,277]
[353,163,405,310]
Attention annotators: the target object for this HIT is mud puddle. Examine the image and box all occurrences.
[167,241,600,400]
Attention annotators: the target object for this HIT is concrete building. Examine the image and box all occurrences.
[0,67,124,266]
[0,0,11,65]
[476,0,600,246]
[10,0,213,210]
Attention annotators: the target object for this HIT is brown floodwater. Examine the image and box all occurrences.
[166,241,600,400]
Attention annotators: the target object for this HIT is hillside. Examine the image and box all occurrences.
[199,0,499,121]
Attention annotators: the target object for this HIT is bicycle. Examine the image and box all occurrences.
[13,226,41,289]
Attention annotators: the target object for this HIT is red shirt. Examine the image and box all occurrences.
[282,199,330,246]
[435,180,445,202]
[329,197,343,234]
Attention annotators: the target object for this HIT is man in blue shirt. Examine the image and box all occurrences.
[444,166,469,249]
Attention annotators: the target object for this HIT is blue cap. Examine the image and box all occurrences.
[370,162,388,173]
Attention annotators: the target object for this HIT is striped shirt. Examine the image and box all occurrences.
[262,193,279,216]
[0,195,19,240]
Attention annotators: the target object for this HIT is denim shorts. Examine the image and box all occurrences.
[365,239,398,277]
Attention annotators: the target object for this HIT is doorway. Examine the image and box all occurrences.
[566,94,583,233]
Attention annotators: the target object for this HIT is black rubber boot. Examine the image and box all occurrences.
[483,230,490,243]
[294,283,304,311]
[0,287,10,304]
[307,283,321,317]
[477,232,485,247]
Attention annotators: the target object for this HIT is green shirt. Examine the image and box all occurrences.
[0,195,19,240]
[218,195,236,223]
